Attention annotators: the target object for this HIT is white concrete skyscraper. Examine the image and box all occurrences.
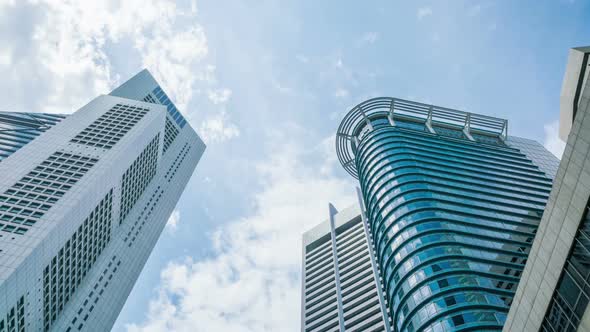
[0,69,205,332]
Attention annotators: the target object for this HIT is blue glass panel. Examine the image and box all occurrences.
[150,87,186,128]
[0,112,66,163]
[353,125,552,331]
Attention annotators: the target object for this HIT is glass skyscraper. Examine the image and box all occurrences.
[332,97,559,331]
[0,69,205,331]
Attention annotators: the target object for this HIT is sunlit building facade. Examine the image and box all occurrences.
[504,46,590,332]
[0,69,205,331]
[329,97,558,331]
[301,203,392,332]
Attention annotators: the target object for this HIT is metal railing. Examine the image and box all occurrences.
[335,97,508,179]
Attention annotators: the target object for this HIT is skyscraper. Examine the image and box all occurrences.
[504,46,590,332]
[301,202,392,332]
[0,69,205,332]
[301,96,560,332]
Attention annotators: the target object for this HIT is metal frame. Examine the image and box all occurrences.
[0,112,65,132]
[356,187,393,332]
[328,203,346,332]
[335,97,508,179]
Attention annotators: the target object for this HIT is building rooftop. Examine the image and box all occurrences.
[335,97,509,179]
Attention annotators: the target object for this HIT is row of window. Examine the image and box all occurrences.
[335,220,388,331]
[0,152,97,235]
[43,190,113,332]
[70,104,149,149]
[124,188,163,247]
[141,94,181,153]
[360,116,506,147]
[0,296,25,332]
[542,199,590,332]
[164,143,190,182]
[162,117,180,153]
[0,112,65,163]
[119,134,160,223]
[149,87,187,128]
[65,255,121,332]
[357,127,551,331]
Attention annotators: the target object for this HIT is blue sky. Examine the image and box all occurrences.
[0,0,588,331]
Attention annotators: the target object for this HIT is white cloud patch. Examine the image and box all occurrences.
[198,110,240,143]
[0,47,12,66]
[0,0,115,114]
[417,6,433,20]
[207,88,232,105]
[166,209,181,232]
[334,88,349,98]
[544,120,566,159]
[126,138,356,332]
[0,0,237,140]
[361,32,379,44]
[295,54,309,63]
[468,4,482,16]
[136,21,210,112]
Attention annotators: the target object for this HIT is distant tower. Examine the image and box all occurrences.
[301,201,392,332]
[0,69,205,331]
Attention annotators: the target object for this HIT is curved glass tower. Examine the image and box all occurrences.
[336,98,555,332]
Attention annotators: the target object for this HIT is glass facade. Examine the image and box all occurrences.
[149,86,187,128]
[336,98,555,332]
[0,112,66,162]
[541,199,590,332]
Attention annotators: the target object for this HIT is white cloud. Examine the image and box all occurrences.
[166,209,181,232]
[136,21,210,112]
[432,32,441,42]
[544,120,566,159]
[0,0,116,114]
[0,47,12,66]
[207,88,232,105]
[0,0,234,137]
[417,6,433,20]
[198,110,240,143]
[468,4,482,16]
[272,79,295,95]
[361,32,379,44]
[126,138,356,332]
[334,88,349,98]
[295,54,309,63]
[334,58,343,69]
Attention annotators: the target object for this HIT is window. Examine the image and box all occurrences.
[432,125,465,139]
[43,190,112,331]
[444,296,457,307]
[162,117,179,153]
[119,135,160,223]
[70,103,149,149]
[143,87,186,128]
[542,200,590,332]
[452,314,465,327]
[0,152,97,235]
[164,143,191,182]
